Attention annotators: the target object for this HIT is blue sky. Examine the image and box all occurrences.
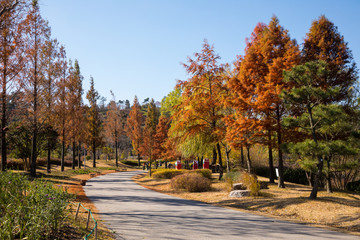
[39,0,360,104]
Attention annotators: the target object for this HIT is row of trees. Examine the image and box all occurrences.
[0,0,132,177]
[1,0,359,200]
[132,15,358,200]
[102,15,359,200]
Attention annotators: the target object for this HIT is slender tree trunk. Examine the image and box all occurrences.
[78,141,81,169]
[225,146,231,173]
[92,142,96,168]
[268,130,275,183]
[47,148,51,173]
[326,156,333,193]
[212,146,217,173]
[30,85,38,177]
[61,139,65,172]
[149,158,152,176]
[115,140,118,167]
[308,104,323,199]
[246,145,252,173]
[276,106,285,188]
[240,145,245,168]
[1,74,7,171]
[72,141,76,169]
[30,127,37,177]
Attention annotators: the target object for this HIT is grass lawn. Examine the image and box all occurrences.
[133,172,360,236]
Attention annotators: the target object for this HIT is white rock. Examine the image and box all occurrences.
[229,190,250,198]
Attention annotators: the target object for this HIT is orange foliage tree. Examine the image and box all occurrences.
[226,17,300,186]
[125,96,143,166]
[140,99,158,175]
[173,40,226,175]
[104,91,122,167]
[0,0,24,171]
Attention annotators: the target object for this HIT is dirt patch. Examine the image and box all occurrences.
[133,173,360,236]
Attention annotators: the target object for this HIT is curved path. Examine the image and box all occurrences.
[83,171,356,240]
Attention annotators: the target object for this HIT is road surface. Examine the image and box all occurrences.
[83,171,357,240]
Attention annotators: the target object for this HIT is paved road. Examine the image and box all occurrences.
[83,171,357,240]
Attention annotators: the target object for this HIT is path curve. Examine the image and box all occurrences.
[83,171,357,240]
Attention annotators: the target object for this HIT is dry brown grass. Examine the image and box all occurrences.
[133,173,360,236]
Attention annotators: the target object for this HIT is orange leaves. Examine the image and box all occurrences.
[226,16,300,150]
[125,96,143,155]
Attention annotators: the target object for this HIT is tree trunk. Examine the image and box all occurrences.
[72,141,76,170]
[268,130,275,183]
[149,158,152,176]
[115,140,118,167]
[240,145,244,168]
[308,104,323,199]
[326,156,333,193]
[30,128,37,177]
[78,141,81,169]
[1,80,7,171]
[92,147,96,168]
[61,140,65,172]
[212,147,217,165]
[225,146,231,173]
[47,148,51,173]
[246,145,252,173]
[309,157,324,199]
[276,106,285,188]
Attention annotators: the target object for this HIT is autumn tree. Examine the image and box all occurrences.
[21,0,50,177]
[226,17,300,186]
[68,59,84,169]
[42,35,59,173]
[104,91,122,167]
[173,40,226,176]
[303,15,357,102]
[54,46,69,172]
[125,96,143,166]
[0,0,24,171]
[153,115,169,161]
[86,76,102,168]
[140,99,158,174]
[0,0,21,20]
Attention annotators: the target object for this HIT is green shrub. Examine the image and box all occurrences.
[194,169,212,179]
[0,172,73,239]
[170,173,211,192]
[240,171,260,197]
[152,169,185,179]
[224,171,241,192]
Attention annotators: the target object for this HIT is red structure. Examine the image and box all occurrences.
[203,158,209,169]
[193,160,198,170]
[175,160,182,170]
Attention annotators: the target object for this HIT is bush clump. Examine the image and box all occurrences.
[194,169,212,179]
[152,169,185,179]
[224,171,241,192]
[240,171,261,197]
[0,172,73,239]
[170,173,211,192]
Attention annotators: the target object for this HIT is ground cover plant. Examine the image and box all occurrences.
[0,172,73,239]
